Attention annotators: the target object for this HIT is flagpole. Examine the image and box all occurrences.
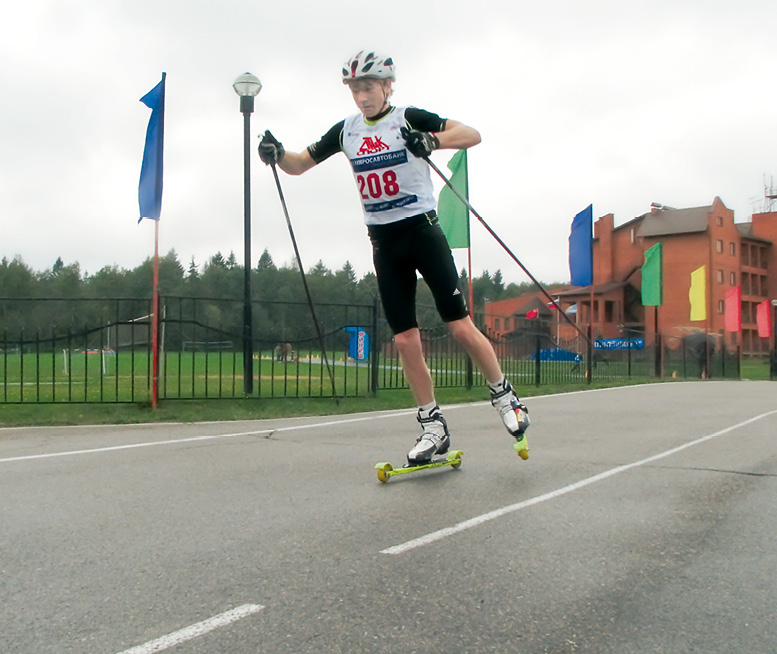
[151,220,160,408]
[464,151,473,318]
[138,72,166,409]
[467,246,474,318]
[151,74,165,410]
[588,283,595,382]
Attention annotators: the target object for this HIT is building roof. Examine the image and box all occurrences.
[485,289,568,316]
[636,205,713,238]
[736,222,772,244]
[554,281,628,298]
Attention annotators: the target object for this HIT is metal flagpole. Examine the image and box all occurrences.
[151,219,160,408]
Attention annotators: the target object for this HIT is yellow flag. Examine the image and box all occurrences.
[689,265,706,321]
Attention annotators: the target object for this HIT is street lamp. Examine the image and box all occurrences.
[233,72,262,395]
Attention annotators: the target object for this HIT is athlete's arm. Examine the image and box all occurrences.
[435,119,481,150]
[258,121,344,175]
[404,108,481,154]
[276,150,317,176]
[278,119,346,175]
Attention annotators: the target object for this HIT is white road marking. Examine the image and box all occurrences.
[0,410,416,464]
[115,604,263,654]
[381,409,777,555]
[0,385,659,465]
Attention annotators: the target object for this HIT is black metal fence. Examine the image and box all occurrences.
[0,296,742,404]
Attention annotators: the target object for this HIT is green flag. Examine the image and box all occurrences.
[641,242,663,306]
[437,150,470,249]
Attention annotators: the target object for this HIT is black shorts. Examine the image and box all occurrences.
[368,211,469,334]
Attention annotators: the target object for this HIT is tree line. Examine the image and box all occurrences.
[0,251,547,345]
[0,250,543,308]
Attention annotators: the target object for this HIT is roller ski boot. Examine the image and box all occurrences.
[407,406,451,465]
[490,380,530,460]
[375,407,462,483]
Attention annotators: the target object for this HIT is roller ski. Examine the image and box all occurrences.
[375,406,463,483]
[491,380,531,460]
[375,450,464,483]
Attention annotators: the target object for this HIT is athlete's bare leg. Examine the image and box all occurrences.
[393,327,435,406]
[446,316,503,384]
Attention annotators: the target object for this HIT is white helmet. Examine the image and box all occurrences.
[342,51,396,84]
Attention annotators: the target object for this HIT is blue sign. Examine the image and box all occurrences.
[343,326,370,361]
[594,338,645,350]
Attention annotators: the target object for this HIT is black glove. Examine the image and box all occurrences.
[400,126,440,158]
[258,130,285,164]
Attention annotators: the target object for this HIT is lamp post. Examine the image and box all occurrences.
[233,72,262,395]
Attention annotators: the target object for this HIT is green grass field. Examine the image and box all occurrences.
[0,378,662,428]
[0,350,770,428]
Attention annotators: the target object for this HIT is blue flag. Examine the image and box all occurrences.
[138,73,166,222]
[569,204,593,286]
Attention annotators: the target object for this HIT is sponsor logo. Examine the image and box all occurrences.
[351,149,408,172]
[358,136,390,155]
[364,195,418,213]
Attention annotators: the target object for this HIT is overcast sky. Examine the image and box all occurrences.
[3,0,777,285]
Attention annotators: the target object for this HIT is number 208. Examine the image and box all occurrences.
[356,170,399,199]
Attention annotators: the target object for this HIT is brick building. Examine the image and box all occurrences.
[484,198,776,355]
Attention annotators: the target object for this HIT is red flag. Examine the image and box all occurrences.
[724,286,741,332]
[756,300,772,338]
[526,309,539,319]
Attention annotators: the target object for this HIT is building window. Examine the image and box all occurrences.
[495,318,501,332]
[729,242,736,256]
[716,239,723,254]
[630,229,635,244]
[717,300,725,314]
[730,272,736,286]
[717,216,723,226]
[716,269,724,284]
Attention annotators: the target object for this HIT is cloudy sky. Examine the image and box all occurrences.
[3,0,777,285]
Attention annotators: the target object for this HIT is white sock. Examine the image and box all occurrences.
[488,376,507,393]
[418,400,438,419]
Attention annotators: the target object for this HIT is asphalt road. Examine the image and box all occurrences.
[1,381,776,653]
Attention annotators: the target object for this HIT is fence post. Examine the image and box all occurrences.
[586,326,593,384]
[534,330,541,386]
[371,294,380,395]
[626,335,632,378]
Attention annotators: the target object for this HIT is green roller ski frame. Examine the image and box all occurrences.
[514,433,529,460]
[375,450,463,483]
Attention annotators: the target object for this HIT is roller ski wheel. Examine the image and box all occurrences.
[514,434,529,460]
[375,450,463,483]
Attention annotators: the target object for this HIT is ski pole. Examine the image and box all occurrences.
[424,156,594,347]
[269,162,340,400]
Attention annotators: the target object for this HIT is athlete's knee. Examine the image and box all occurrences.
[394,326,420,345]
[447,317,480,342]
